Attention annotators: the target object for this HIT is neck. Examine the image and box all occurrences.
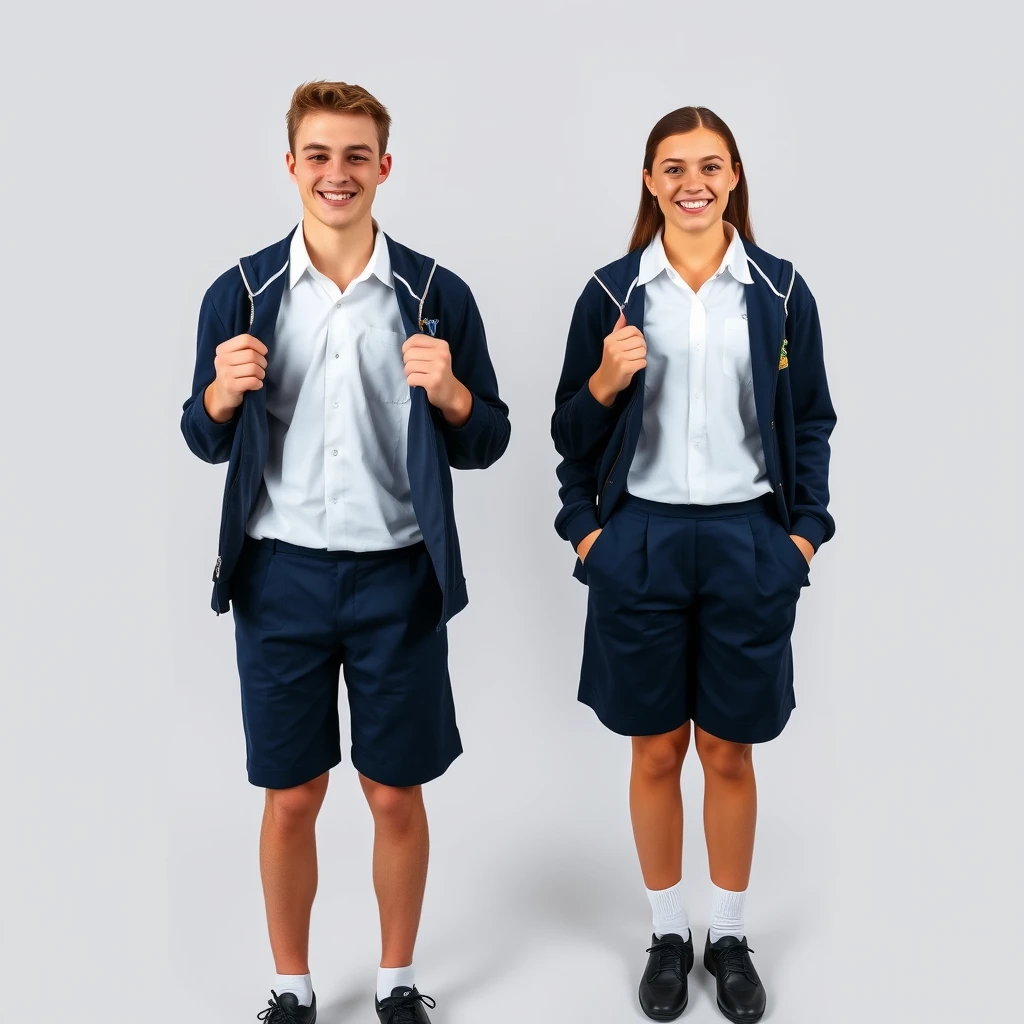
[301,212,377,292]
[662,219,731,278]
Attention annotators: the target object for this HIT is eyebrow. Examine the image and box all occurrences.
[660,154,727,165]
[301,142,374,154]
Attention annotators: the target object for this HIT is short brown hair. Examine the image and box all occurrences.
[286,81,391,157]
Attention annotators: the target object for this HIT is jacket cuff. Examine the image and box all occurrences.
[441,390,482,435]
[574,379,619,435]
[790,514,827,552]
[191,388,237,442]
[565,506,601,550]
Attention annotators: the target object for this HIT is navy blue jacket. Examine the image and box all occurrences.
[552,239,836,569]
[181,228,510,625]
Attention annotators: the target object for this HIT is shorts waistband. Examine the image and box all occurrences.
[247,536,427,562]
[620,493,775,519]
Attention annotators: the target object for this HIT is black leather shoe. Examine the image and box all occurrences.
[257,990,317,1022]
[703,932,766,1023]
[638,932,694,1020]
[375,985,436,1023]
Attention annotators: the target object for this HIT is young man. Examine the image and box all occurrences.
[180,81,510,1023]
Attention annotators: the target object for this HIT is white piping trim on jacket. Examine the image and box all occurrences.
[783,263,796,319]
[623,276,640,308]
[746,255,797,319]
[419,260,438,325]
[393,272,421,302]
[592,273,624,311]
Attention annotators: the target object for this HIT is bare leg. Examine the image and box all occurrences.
[630,723,692,889]
[260,772,330,974]
[694,727,756,891]
[359,775,430,968]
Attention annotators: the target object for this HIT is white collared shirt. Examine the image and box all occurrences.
[246,224,422,550]
[626,226,771,505]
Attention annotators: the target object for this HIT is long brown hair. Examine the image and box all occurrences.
[628,106,753,252]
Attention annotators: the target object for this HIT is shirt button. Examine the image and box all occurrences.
[332,497,338,504]
[332,449,338,456]
[335,353,340,359]
[333,402,339,408]
[336,301,342,309]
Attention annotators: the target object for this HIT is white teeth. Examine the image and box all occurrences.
[322,191,355,200]
[679,199,711,209]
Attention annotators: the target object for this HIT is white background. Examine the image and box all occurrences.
[2,2,1019,1021]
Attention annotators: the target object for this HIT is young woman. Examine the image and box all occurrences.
[551,107,835,1022]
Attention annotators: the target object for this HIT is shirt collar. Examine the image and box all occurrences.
[637,222,753,288]
[288,221,394,291]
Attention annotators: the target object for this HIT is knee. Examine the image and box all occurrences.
[360,777,422,829]
[264,774,328,830]
[695,733,752,781]
[633,732,689,780]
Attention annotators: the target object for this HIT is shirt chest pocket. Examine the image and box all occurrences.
[720,316,753,386]
[356,327,411,405]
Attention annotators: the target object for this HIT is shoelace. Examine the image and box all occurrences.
[256,991,305,1023]
[379,990,437,1024]
[712,942,759,983]
[645,938,689,977]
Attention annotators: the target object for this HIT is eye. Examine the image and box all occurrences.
[666,167,681,174]
[703,164,721,173]
[309,154,327,162]
[350,155,368,163]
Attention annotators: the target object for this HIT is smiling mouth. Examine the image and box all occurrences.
[318,189,356,203]
[677,198,712,211]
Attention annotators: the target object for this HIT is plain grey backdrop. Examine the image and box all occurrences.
[2,2,1019,1021]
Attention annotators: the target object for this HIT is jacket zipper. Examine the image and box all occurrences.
[592,272,637,506]
[212,264,258,583]
[412,260,450,631]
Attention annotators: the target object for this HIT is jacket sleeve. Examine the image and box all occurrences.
[440,285,511,470]
[551,280,623,460]
[786,273,837,549]
[551,281,625,550]
[180,288,238,465]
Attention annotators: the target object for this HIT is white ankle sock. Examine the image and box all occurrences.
[273,973,313,1007]
[646,880,690,940]
[377,964,416,1001]
[709,883,746,942]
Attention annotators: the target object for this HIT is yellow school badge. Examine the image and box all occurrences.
[779,338,789,370]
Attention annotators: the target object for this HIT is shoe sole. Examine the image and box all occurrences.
[637,982,688,1021]
[703,952,764,1024]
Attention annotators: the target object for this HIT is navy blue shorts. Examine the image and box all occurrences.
[231,537,462,790]
[577,494,809,744]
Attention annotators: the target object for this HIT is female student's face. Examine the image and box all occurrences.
[644,128,740,236]
[286,111,391,230]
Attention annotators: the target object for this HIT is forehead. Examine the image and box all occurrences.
[654,127,731,163]
[294,110,379,152]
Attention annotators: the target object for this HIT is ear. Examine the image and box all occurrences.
[378,152,393,186]
[731,161,742,191]
[285,150,298,185]
[643,168,656,196]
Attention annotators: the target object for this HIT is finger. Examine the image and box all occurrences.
[230,364,266,380]
[402,334,436,351]
[221,334,267,355]
[614,312,626,331]
[225,350,268,368]
[612,327,644,342]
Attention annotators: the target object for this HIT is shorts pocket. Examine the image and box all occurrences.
[721,316,753,386]
[773,523,811,585]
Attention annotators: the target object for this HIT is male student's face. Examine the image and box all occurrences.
[644,127,740,236]
[286,111,391,229]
